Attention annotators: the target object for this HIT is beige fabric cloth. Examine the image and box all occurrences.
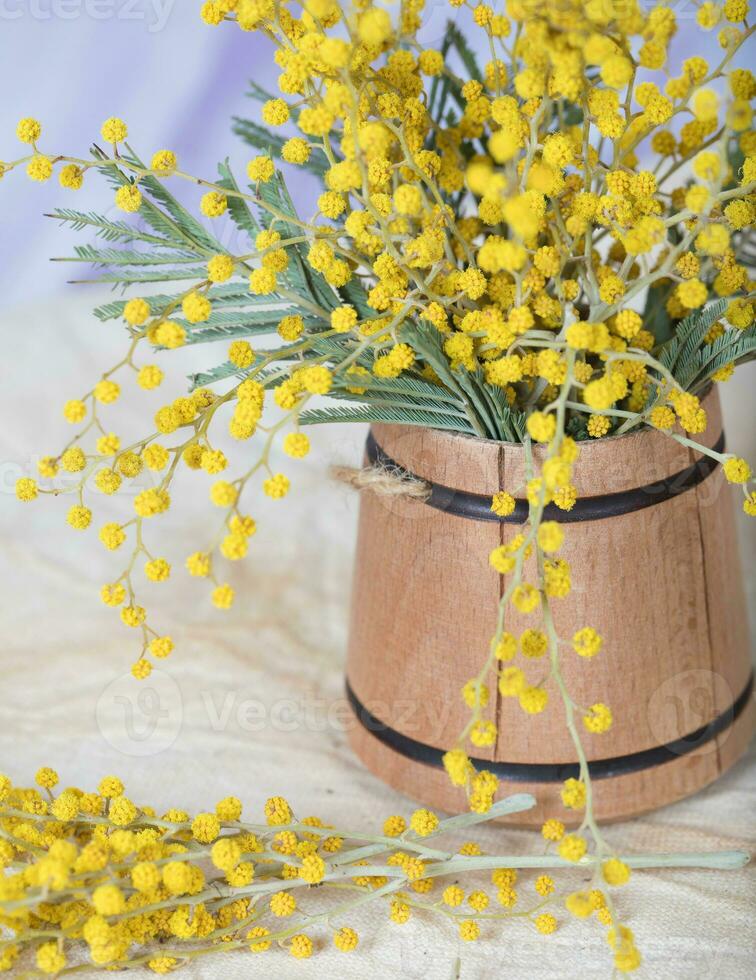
[0,294,754,979]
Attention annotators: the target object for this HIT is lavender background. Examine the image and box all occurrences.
[1,3,265,305]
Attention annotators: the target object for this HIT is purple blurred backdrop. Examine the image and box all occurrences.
[1,4,274,304]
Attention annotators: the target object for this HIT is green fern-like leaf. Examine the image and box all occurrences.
[180,310,324,345]
[93,284,254,322]
[216,158,260,243]
[337,276,376,319]
[689,326,756,393]
[643,281,674,346]
[69,266,211,287]
[399,322,487,435]
[188,363,246,389]
[48,209,179,248]
[121,147,224,255]
[58,245,200,267]
[256,172,338,313]
[91,146,219,256]
[660,298,728,386]
[446,22,483,82]
[333,372,466,407]
[299,403,478,434]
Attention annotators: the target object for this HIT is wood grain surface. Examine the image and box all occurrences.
[346,387,753,823]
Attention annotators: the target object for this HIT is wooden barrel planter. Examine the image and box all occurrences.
[345,386,754,825]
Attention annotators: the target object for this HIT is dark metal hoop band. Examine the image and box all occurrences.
[346,673,753,782]
[365,430,726,523]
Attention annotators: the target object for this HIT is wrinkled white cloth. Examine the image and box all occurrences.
[0,294,754,980]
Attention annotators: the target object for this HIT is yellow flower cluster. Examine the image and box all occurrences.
[0,769,650,974]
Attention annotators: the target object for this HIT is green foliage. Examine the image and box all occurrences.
[216,159,260,242]
[656,298,756,394]
[643,281,674,346]
[255,170,337,313]
[660,299,725,376]
[49,208,186,249]
[53,136,751,450]
[93,284,251,323]
[299,403,479,435]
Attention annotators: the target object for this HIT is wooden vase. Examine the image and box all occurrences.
[345,386,753,825]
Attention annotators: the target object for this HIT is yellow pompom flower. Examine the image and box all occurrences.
[36,942,66,974]
[518,686,548,714]
[282,138,311,165]
[59,164,84,190]
[565,890,594,918]
[200,191,228,217]
[34,767,59,789]
[289,934,313,959]
[283,433,310,458]
[182,291,212,324]
[558,834,587,862]
[263,473,290,499]
[115,185,142,213]
[358,7,393,46]
[63,399,87,423]
[247,156,275,182]
[151,149,177,175]
[583,702,614,733]
[491,491,515,516]
[228,340,254,368]
[16,117,42,144]
[124,297,150,325]
[247,926,271,953]
[409,808,439,836]
[27,155,53,182]
[210,481,238,507]
[603,858,631,886]
[331,305,358,333]
[459,920,480,942]
[535,913,558,934]
[109,794,137,826]
[262,98,289,126]
[207,254,235,282]
[16,478,38,502]
[120,605,146,628]
[186,552,211,577]
[537,520,564,553]
[101,117,128,143]
[572,627,603,657]
[526,411,556,443]
[94,379,120,404]
[67,505,92,530]
[561,778,586,809]
[512,583,540,613]
[334,926,358,952]
[469,720,497,747]
[145,558,171,582]
[723,457,751,483]
[541,818,565,842]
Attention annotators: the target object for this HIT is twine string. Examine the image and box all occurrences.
[330,461,431,500]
